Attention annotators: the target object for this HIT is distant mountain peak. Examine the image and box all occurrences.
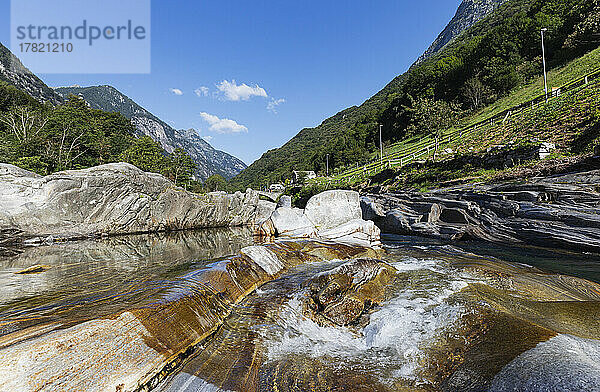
[54,85,247,181]
[0,43,62,105]
[415,0,509,65]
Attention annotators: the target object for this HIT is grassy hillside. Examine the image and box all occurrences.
[373,46,600,160]
[378,80,600,191]
[231,0,599,190]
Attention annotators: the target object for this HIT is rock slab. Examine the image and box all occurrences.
[364,169,600,252]
[0,163,263,244]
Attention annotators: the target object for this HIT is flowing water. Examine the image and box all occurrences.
[1,229,599,392]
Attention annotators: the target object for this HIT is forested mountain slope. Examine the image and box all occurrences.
[231,0,599,189]
[55,85,247,180]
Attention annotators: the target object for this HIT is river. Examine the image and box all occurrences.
[1,228,599,391]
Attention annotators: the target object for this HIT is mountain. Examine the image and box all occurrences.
[415,0,510,64]
[0,43,62,105]
[231,0,598,189]
[55,85,247,180]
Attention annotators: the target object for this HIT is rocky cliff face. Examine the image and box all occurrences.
[415,0,510,64]
[54,85,247,181]
[0,162,259,244]
[0,43,62,105]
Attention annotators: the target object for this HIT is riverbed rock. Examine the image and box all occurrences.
[0,240,380,392]
[304,258,395,326]
[254,200,277,225]
[360,196,386,221]
[255,191,381,246]
[318,219,381,247]
[304,190,362,230]
[0,163,264,244]
[268,207,317,238]
[364,169,600,252]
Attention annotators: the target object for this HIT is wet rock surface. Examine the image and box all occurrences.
[0,163,264,245]
[0,238,380,392]
[303,258,395,326]
[364,170,600,252]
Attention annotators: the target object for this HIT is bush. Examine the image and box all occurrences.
[11,156,48,175]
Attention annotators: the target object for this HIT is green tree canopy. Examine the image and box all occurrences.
[204,174,227,192]
[120,136,168,173]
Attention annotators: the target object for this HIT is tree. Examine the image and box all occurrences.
[120,136,168,173]
[204,174,227,192]
[165,148,197,188]
[408,98,460,160]
[462,77,493,110]
[0,106,48,145]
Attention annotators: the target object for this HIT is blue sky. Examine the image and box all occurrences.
[0,0,461,164]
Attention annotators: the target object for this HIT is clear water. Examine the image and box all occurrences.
[1,230,599,391]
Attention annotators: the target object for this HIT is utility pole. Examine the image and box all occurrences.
[541,28,549,102]
[379,124,383,163]
[326,154,329,177]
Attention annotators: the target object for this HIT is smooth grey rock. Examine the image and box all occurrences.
[318,218,381,248]
[490,334,600,392]
[0,163,262,243]
[269,207,317,238]
[276,195,292,209]
[304,190,362,230]
[254,200,277,225]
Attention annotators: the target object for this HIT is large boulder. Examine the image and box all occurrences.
[267,207,317,238]
[304,190,362,230]
[0,163,262,243]
[255,190,381,247]
[254,200,277,225]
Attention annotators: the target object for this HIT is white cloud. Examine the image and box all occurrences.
[216,80,267,101]
[170,88,183,96]
[194,86,210,97]
[200,112,248,134]
[267,98,286,113]
[202,135,213,142]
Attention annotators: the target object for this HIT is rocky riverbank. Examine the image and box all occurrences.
[361,169,600,253]
[0,163,274,247]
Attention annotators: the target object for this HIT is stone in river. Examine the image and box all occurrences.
[304,258,395,326]
[304,190,362,230]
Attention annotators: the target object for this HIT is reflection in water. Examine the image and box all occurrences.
[0,227,254,337]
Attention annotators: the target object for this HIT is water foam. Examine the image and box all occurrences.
[263,256,468,382]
